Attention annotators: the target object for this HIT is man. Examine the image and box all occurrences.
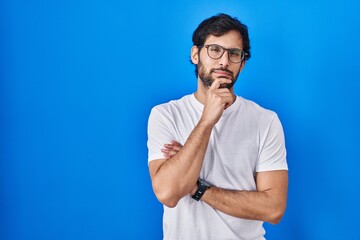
[147,13,288,240]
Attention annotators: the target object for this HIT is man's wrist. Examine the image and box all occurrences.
[192,178,211,201]
[198,118,216,129]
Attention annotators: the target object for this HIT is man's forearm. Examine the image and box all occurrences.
[200,188,281,223]
[152,120,213,207]
[199,171,288,224]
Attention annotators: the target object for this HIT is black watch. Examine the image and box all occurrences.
[192,178,211,201]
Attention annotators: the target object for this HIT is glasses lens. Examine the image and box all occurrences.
[228,49,243,63]
[207,45,224,59]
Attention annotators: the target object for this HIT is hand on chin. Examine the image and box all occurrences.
[217,77,232,89]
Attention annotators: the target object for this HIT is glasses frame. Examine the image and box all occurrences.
[199,44,247,63]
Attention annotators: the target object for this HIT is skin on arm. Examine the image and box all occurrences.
[164,141,288,224]
[200,170,288,224]
[149,78,234,208]
[149,121,212,208]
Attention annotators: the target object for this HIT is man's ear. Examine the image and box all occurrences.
[191,45,199,64]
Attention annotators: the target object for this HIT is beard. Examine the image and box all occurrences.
[197,59,239,89]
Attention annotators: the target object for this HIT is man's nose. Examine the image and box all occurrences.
[219,51,230,67]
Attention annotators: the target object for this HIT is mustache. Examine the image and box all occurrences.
[210,68,234,78]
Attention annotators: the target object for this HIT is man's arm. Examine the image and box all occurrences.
[149,121,212,208]
[197,170,288,224]
[163,140,288,224]
[149,78,234,208]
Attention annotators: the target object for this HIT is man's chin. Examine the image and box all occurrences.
[199,76,235,89]
[219,83,230,89]
[216,76,232,88]
[220,79,234,89]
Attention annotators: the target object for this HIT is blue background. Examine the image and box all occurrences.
[1,0,360,239]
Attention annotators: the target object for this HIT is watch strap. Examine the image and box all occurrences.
[192,178,210,201]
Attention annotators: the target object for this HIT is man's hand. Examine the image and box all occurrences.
[201,78,235,127]
[161,140,183,159]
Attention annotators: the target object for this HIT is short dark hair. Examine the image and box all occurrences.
[192,13,251,61]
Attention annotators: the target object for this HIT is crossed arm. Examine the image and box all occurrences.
[154,141,288,224]
[149,135,287,224]
[149,121,213,208]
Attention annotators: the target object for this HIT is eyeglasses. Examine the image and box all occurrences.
[200,44,247,63]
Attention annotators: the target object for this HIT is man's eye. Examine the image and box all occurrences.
[210,46,221,52]
[230,50,241,57]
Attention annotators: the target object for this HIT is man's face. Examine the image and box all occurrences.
[193,30,246,89]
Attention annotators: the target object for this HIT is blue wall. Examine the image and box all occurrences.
[1,0,360,239]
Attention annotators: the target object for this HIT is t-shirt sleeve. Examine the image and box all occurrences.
[147,106,175,164]
[256,114,288,172]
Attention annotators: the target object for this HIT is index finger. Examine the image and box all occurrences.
[210,78,232,90]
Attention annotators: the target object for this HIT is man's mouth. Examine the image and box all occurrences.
[211,68,233,78]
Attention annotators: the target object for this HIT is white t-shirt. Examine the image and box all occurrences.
[147,94,288,240]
